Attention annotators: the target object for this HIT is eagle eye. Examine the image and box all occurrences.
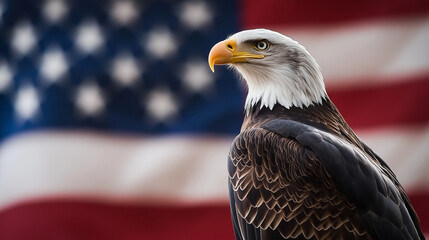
[254,40,270,51]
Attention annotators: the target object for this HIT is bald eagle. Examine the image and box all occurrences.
[208,29,425,240]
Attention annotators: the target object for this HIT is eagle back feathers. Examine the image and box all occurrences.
[228,101,425,240]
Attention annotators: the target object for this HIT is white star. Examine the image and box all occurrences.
[43,0,68,23]
[181,59,214,93]
[144,27,177,59]
[76,82,104,116]
[179,1,213,30]
[40,47,68,83]
[110,0,138,26]
[11,22,37,55]
[75,20,104,54]
[15,84,39,120]
[111,53,141,87]
[145,88,178,122]
[0,62,12,92]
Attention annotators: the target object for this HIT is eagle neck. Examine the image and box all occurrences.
[235,58,327,115]
[242,98,362,148]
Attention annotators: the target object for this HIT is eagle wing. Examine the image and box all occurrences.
[228,119,423,240]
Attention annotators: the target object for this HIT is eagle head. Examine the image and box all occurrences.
[208,29,327,112]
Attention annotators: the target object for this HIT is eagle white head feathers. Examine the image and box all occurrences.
[209,28,327,112]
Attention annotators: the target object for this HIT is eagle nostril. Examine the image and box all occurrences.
[227,44,234,51]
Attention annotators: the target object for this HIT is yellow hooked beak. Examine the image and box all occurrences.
[208,39,264,72]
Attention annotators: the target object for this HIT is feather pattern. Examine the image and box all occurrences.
[228,99,425,240]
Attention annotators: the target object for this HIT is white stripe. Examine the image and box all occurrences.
[0,131,233,210]
[275,15,429,88]
[1,126,428,210]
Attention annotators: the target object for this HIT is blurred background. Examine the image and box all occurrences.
[0,0,428,239]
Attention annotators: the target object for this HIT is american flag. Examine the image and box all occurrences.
[0,0,428,239]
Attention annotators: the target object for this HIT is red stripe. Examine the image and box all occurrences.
[408,191,429,234]
[0,193,427,240]
[241,0,429,28]
[0,201,235,240]
[328,76,429,130]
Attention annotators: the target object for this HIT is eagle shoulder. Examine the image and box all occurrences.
[261,119,424,240]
